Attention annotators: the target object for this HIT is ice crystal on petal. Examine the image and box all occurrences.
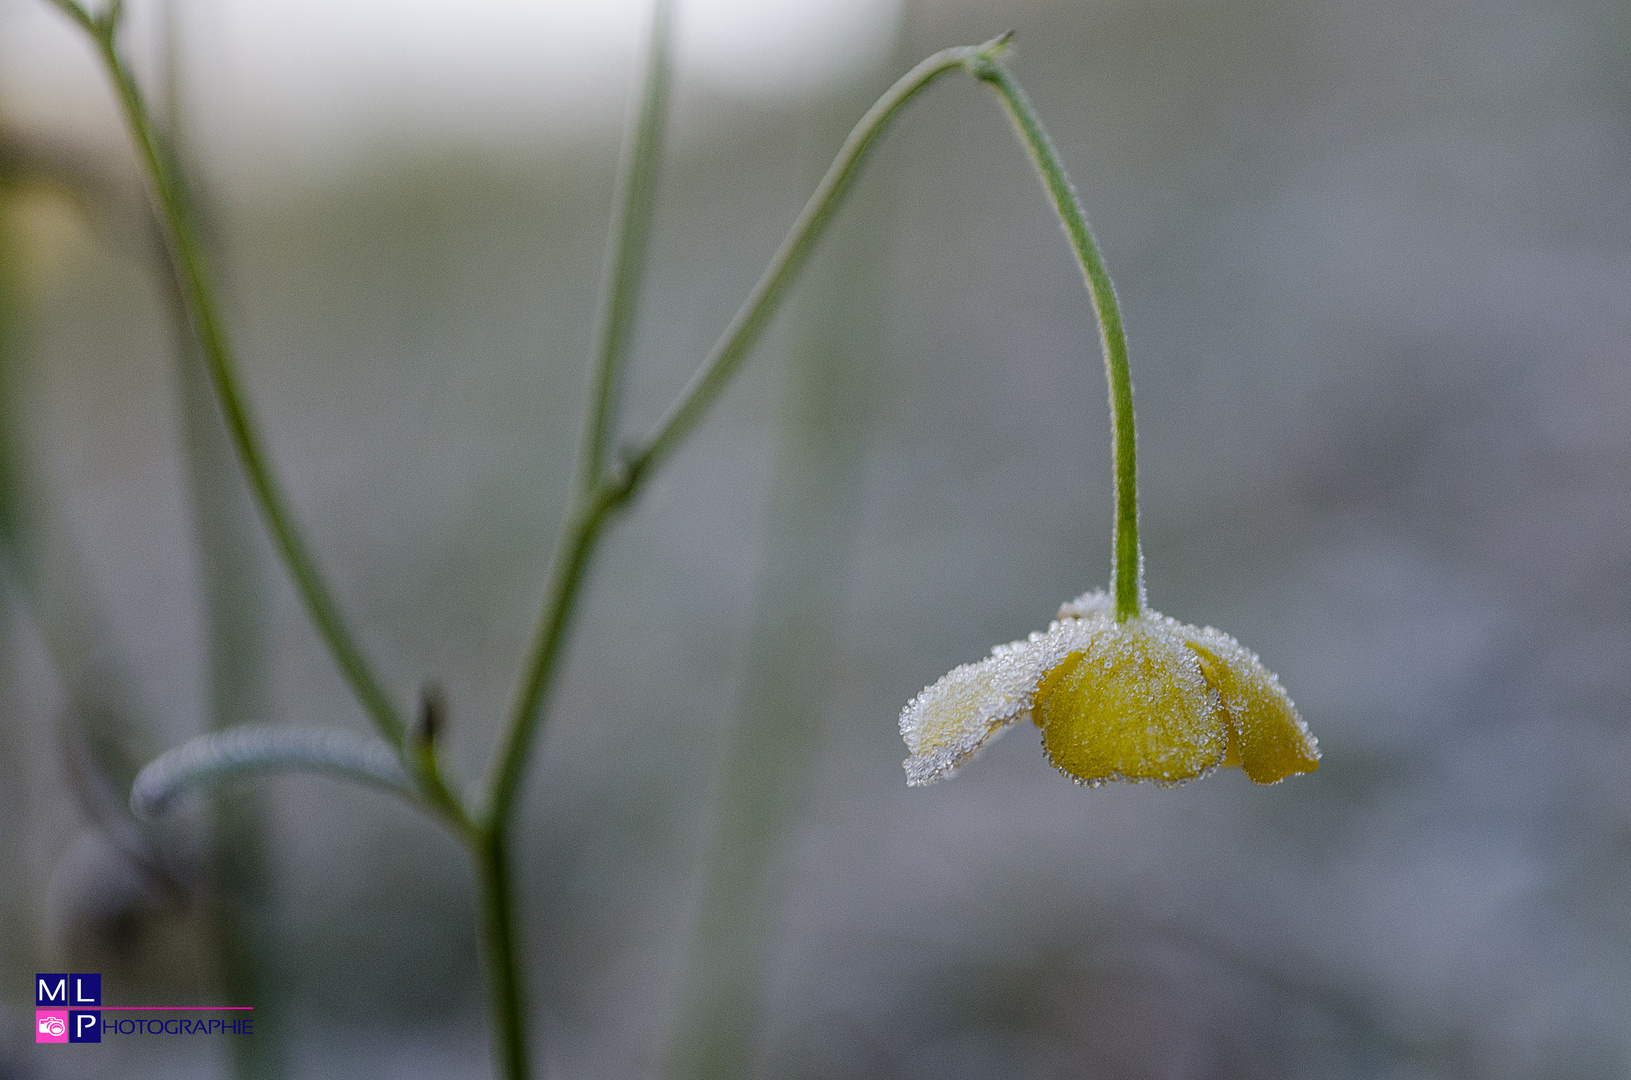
[899,590,1319,789]
[1185,626,1320,783]
[900,609,1107,785]
[1057,588,1114,621]
[1034,612,1225,786]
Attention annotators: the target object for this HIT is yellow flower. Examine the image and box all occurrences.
[899,590,1319,787]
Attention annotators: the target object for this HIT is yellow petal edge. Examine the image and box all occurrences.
[1034,614,1225,786]
[900,590,1319,788]
[1035,614,1319,787]
[1185,627,1320,784]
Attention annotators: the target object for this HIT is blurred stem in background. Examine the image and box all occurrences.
[160,0,286,1072]
[664,64,899,1080]
[475,6,673,1071]
[0,137,184,983]
[0,137,153,819]
[0,107,282,1078]
[172,199,285,1080]
[0,144,30,988]
[0,164,23,610]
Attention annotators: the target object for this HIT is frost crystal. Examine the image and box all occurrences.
[900,597,1110,785]
[899,589,1319,788]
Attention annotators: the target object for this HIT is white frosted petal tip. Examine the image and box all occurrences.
[899,614,1103,786]
[1057,588,1113,622]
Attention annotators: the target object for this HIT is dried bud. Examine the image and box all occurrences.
[415,681,447,749]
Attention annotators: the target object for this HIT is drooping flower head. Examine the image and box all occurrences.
[900,591,1318,787]
[897,54,1320,790]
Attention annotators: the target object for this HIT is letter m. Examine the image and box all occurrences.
[36,974,67,1006]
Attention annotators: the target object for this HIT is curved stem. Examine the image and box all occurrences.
[628,35,1011,477]
[970,58,1144,621]
[486,33,1018,831]
[69,10,410,742]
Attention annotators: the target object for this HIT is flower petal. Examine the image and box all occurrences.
[900,615,1102,786]
[1057,588,1113,622]
[1035,614,1227,786]
[1186,628,1319,784]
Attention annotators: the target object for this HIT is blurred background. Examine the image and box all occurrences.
[2,0,1629,1076]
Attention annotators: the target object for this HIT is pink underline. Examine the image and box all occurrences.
[99,1006,254,1010]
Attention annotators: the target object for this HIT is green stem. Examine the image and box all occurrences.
[70,6,410,743]
[486,33,1018,831]
[631,38,1007,476]
[970,57,1144,621]
[665,71,897,1080]
[479,45,1020,1074]
[477,827,529,1080]
[578,0,671,500]
[485,479,628,828]
[157,11,285,1067]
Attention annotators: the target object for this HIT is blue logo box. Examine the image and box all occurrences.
[68,1011,101,1043]
[36,973,100,1008]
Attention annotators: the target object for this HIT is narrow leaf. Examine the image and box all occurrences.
[131,725,413,818]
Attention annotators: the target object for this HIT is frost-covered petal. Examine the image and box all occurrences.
[1033,613,1227,786]
[900,615,1102,786]
[1057,588,1114,622]
[1185,627,1319,784]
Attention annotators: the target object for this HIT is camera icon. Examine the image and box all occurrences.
[35,1010,68,1043]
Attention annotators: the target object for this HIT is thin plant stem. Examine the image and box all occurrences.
[59,1,412,746]
[477,827,529,1080]
[578,0,672,500]
[48,0,480,840]
[478,38,1014,1077]
[474,485,621,1079]
[665,69,898,1079]
[969,57,1144,621]
[629,37,1008,477]
[167,126,289,1080]
[485,479,627,827]
[487,32,1017,831]
[157,6,286,1069]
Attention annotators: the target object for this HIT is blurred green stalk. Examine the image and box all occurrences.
[160,2,285,1069]
[0,138,170,873]
[0,146,144,796]
[173,279,285,1080]
[0,159,27,985]
[1,98,283,1073]
[0,173,22,583]
[664,72,898,1080]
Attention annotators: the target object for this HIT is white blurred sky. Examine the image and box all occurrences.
[1,0,909,176]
